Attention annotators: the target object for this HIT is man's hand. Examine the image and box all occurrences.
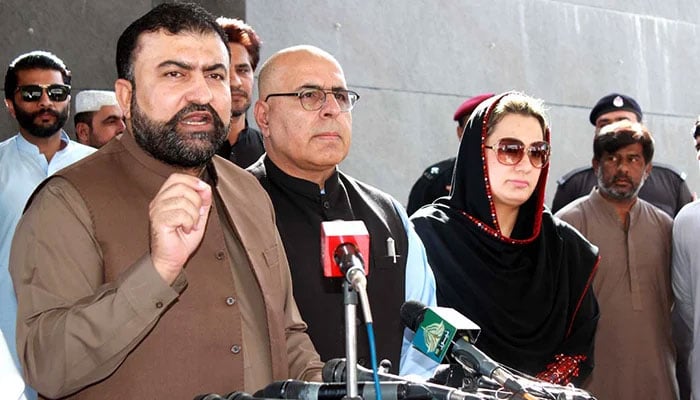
[149,173,213,284]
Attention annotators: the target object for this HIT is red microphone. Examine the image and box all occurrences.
[320,220,370,278]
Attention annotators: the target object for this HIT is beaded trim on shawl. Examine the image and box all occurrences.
[456,92,549,245]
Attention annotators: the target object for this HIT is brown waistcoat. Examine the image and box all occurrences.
[49,134,293,399]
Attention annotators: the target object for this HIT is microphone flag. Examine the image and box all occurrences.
[412,307,480,364]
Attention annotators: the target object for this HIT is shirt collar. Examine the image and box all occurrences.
[263,155,340,199]
[15,130,70,155]
[590,187,640,222]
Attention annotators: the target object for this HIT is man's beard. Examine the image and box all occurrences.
[230,88,251,118]
[595,167,645,201]
[14,103,69,138]
[131,98,228,169]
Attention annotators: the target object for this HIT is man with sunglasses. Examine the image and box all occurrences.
[552,93,692,217]
[556,121,677,400]
[248,45,437,377]
[8,4,323,399]
[0,50,95,400]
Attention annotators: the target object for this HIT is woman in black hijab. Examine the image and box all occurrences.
[411,92,599,385]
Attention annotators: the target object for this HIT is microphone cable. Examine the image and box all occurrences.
[355,278,382,400]
[365,322,382,400]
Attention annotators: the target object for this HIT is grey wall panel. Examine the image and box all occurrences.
[348,88,461,204]
[557,0,700,24]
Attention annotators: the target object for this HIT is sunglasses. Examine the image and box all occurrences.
[484,137,551,168]
[15,84,71,102]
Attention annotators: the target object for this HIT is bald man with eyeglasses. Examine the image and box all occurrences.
[0,50,95,400]
[247,45,438,377]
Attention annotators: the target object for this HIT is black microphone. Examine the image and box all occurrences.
[194,392,291,400]
[193,395,224,400]
[223,394,250,400]
[320,220,370,277]
[334,242,367,291]
[320,220,370,292]
[322,359,486,400]
[258,379,432,400]
[223,392,283,400]
[400,301,531,397]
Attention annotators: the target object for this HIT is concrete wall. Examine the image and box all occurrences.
[1,1,698,208]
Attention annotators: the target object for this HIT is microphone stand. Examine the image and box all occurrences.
[343,280,361,400]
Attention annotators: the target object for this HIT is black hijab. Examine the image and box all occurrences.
[411,92,599,382]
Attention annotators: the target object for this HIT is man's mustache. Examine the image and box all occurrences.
[612,176,632,185]
[173,103,218,121]
[32,108,60,119]
[230,88,249,98]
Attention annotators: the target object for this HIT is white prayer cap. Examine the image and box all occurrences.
[75,90,119,114]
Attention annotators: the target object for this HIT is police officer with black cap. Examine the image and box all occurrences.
[406,93,493,215]
[551,92,693,217]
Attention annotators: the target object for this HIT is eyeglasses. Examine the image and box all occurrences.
[484,137,551,168]
[265,88,360,112]
[15,84,71,102]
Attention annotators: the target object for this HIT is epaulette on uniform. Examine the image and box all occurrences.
[652,162,687,181]
[556,166,592,186]
[421,158,455,181]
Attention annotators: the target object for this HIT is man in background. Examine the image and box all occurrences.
[557,120,677,400]
[670,115,700,400]
[552,92,692,217]
[74,90,125,148]
[0,50,94,400]
[215,17,265,168]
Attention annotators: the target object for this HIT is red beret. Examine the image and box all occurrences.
[453,93,495,121]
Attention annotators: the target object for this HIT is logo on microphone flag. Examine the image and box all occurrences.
[412,308,456,363]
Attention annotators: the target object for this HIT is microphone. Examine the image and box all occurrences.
[320,220,370,279]
[400,303,481,365]
[400,301,530,397]
[223,393,285,400]
[322,359,486,400]
[334,241,367,292]
[258,379,432,400]
[194,392,287,400]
